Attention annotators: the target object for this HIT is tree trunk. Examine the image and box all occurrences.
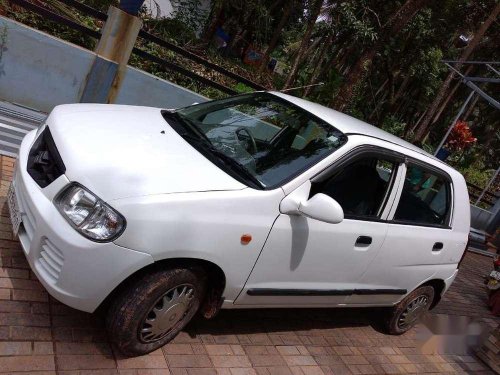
[368,91,388,122]
[414,1,500,141]
[268,0,285,15]
[313,50,340,87]
[391,76,410,108]
[375,79,389,97]
[202,1,225,43]
[405,109,426,137]
[463,94,479,121]
[431,65,473,124]
[258,0,295,73]
[303,33,334,96]
[283,0,323,89]
[331,0,430,111]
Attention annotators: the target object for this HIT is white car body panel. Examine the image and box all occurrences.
[12,130,154,312]
[113,188,284,301]
[10,93,470,313]
[48,105,245,202]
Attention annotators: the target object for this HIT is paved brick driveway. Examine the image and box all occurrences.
[0,155,498,374]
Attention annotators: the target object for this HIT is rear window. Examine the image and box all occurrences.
[393,164,451,227]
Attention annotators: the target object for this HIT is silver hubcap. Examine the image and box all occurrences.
[139,284,195,343]
[397,295,429,329]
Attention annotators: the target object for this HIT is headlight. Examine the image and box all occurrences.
[55,183,126,242]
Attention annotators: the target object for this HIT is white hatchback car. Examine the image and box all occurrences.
[9,92,470,356]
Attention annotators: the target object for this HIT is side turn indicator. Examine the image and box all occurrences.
[241,234,252,245]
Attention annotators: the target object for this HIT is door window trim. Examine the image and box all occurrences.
[309,145,404,222]
[387,159,454,229]
[381,163,406,220]
[309,145,454,228]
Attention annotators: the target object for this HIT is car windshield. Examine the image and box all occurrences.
[174,93,347,189]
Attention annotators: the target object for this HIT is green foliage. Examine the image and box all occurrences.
[144,18,197,45]
[408,47,445,97]
[83,0,117,11]
[234,83,253,93]
[170,0,208,34]
[338,2,378,44]
[307,68,342,106]
[381,116,407,138]
[1,0,498,190]
[458,159,495,189]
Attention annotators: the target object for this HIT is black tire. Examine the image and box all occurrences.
[383,285,434,335]
[106,267,206,356]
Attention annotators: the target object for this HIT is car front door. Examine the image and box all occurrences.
[235,147,405,306]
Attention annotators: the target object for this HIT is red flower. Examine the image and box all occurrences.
[445,121,477,151]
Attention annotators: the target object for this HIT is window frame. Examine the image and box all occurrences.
[309,145,454,228]
[388,159,454,229]
[310,145,405,222]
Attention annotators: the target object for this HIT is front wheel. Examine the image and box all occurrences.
[383,286,434,335]
[106,267,206,356]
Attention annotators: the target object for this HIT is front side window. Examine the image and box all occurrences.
[171,93,347,189]
[311,156,398,219]
[393,164,451,226]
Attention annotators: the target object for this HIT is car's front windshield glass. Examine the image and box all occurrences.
[175,93,347,189]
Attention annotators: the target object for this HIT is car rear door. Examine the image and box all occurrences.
[351,161,458,305]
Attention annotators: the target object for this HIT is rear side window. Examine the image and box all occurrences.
[393,164,451,227]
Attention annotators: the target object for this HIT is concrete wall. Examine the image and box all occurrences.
[0,16,205,113]
[115,66,202,109]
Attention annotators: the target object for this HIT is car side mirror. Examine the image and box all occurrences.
[298,193,344,224]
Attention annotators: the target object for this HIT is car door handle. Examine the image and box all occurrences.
[432,242,443,251]
[355,236,372,246]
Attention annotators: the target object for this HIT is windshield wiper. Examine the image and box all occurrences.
[204,146,263,189]
[172,124,263,189]
[167,111,212,143]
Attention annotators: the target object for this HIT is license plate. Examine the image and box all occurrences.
[7,184,21,236]
[490,270,500,281]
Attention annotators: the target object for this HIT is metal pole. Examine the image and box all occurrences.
[434,91,475,156]
[486,64,500,77]
[444,62,500,110]
[475,167,500,206]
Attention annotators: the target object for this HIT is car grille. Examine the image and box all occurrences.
[27,127,65,188]
[38,238,64,282]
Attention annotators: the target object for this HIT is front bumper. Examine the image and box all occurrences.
[10,130,154,312]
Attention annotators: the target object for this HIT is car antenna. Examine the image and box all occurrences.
[279,82,324,93]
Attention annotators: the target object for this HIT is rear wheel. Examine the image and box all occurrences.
[384,286,434,335]
[106,267,206,356]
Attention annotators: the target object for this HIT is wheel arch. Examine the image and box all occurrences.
[418,278,446,309]
[97,257,227,318]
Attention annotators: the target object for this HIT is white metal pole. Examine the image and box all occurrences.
[475,167,499,206]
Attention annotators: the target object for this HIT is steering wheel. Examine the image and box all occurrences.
[235,127,258,154]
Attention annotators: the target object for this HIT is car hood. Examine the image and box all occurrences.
[46,104,246,201]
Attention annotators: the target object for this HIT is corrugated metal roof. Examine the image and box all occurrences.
[0,101,46,157]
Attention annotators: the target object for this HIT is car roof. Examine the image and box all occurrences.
[269,91,443,163]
